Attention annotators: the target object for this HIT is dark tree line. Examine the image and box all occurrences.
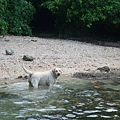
[0,0,120,39]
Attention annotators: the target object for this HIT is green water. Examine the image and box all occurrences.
[0,76,120,120]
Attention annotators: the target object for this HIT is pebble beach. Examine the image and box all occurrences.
[0,35,120,81]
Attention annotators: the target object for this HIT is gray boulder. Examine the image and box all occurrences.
[5,48,14,55]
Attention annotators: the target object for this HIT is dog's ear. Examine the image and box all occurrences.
[52,68,56,73]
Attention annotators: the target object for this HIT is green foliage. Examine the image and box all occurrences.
[0,0,8,36]
[0,19,8,36]
[42,0,120,28]
[0,0,35,36]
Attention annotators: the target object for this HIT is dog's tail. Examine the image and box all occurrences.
[22,66,32,74]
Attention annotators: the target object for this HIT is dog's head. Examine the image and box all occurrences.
[52,68,62,78]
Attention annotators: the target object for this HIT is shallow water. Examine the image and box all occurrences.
[0,76,120,120]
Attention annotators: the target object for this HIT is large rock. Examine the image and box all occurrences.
[97,66,110,73]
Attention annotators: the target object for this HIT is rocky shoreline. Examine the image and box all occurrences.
[0,35,120,84]
[73,68,120,80]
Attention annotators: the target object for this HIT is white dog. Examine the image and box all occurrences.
[23,66,62,90]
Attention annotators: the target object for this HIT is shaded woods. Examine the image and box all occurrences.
[0,0,120,40]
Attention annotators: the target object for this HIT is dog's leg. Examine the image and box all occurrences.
[29,80,33,87]
[33,82,39,89]
[33,85,38,89]
[48,84,53,92]
[30,79,39,89]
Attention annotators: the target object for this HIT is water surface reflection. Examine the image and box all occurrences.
[0,76,120,120]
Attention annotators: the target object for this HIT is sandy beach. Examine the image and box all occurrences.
[0,35,120,82]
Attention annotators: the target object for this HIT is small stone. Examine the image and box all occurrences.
[23,55,34,61]
[17,75,23,79]
[31,39,37,42]
[24,75,28,79]
[5,81,8,84]
[5,48,14,55]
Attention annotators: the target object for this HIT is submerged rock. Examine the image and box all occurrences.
[66,114,76,118]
